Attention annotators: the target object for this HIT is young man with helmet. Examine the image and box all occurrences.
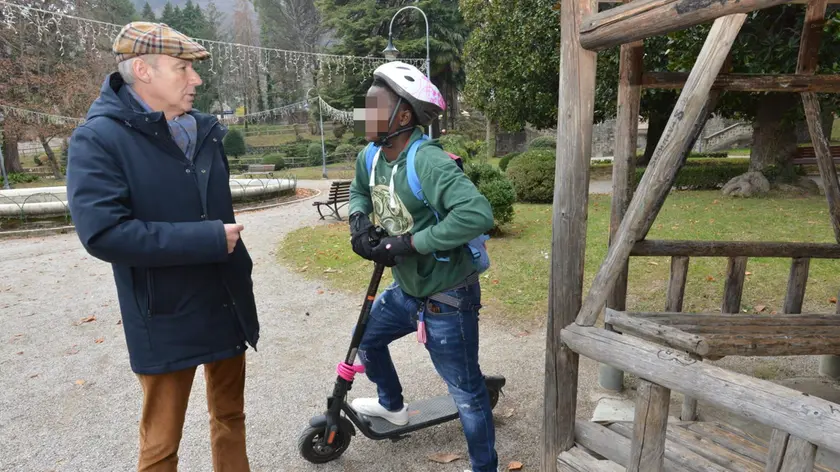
[347,61,499,472]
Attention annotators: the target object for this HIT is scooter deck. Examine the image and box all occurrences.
[358,394,459,436]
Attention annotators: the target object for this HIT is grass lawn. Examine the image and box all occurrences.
[278,191,840,325]
[288,163,356,181]
[7,178,66,189]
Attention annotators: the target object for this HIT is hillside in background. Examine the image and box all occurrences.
[131,0,252,31]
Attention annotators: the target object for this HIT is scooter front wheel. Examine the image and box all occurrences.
[298,424,352,464]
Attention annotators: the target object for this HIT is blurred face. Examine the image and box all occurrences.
[354,86,412,142]
[132,55,203,119]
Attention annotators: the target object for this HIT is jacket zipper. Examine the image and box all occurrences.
[145,269,155,316]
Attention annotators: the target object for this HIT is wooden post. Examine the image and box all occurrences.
[820,289,840,379]
[783,258,810,315]
[576,15,747,327]
[628,380,671,472]
[765,429,790,472]
[779,437,817,472]
[601,39,644,393]
[543,0,597,468]
[579,0,786,51]
[664,256,700,421]
[802,95,840,243]
[721,256,748,314]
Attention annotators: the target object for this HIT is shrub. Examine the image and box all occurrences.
[7,172,39,184]
[334,144,361,162]
[465,162,504,188]
[308,143,325,166]
[528,136,556,151]
[439,134,470,160]
[498,152,520,172]
[506,150,556,203]
[332,123,347,139]
[633,159,751,189]
[262,153,286,171]
[223,129,246,157]
[33,155,43,166]
[478,178,516,226]
[465,140,487,160]
[688,151,727,158]
[279,141,311,158]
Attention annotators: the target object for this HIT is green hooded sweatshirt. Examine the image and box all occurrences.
[349,128,494,298]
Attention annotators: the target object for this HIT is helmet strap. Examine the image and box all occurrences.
[374,97,411,148]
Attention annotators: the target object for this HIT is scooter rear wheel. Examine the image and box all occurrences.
[298,425,352,464]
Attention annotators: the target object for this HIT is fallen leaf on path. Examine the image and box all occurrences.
[29,374,38,379]
[831,297,838,304]
[428,453,461,464]
[770,310,778,315]
[706,276,716,282]
[508,461,524,470]
[745,271,753,276]
[317,290,325,295]
[502,408,515,418]
[16,351,23,355]
[76,315,96,325]
[94,337,104,344]
[75,379,85,386]
[492,279,500,285]
[116,320,122,325]
[755,305,767,313]
[515,331,530,338]
[323,268,337,273]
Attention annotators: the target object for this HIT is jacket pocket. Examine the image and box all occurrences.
[145,269,156,316]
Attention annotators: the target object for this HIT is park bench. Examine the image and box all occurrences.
[313,180,351,220]
[242,164,275,178]
[791,145,840,165]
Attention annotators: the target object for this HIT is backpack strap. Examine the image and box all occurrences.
[406,135,438,221]
[364,142,378,175]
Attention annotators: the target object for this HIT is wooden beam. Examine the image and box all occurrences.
[802,93,840,243]
[795,0,828,75]
[601,39,644,392]
[560,324,840,453]
[721,256,748,314]
[543,0,596,467]
[631,240,840,258]
[779,437,817,472]
[783,258,810,315]
[666,256,689,312]
[580,0,782,51]
[574,420,702,472]
[557,447,625,472]
[642,72,840,93]
[576,15,746,326]
[605,308,711,355]
[629,380,671,472]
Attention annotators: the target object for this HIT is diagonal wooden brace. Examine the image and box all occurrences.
[575,14,746,327]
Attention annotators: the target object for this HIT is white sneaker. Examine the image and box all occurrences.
[350,397,409,426]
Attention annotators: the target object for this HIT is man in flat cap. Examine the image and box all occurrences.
[66,22,258,471]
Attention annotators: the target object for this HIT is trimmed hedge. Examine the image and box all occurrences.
[528,136,556,150]
[505,150,556,203]
[645,159,750,189]
[261,153,287,171]
[334,143,362,161]
[308,143,324,166]
[223,129,246,157]
[498,152,520,172]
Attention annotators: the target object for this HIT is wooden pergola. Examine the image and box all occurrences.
[543,0,840,470]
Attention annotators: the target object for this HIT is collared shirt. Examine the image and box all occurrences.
[126,85,198,161]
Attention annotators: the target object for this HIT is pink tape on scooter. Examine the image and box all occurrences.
[336,361,365,382]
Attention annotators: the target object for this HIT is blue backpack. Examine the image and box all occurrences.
[364,135,491,274]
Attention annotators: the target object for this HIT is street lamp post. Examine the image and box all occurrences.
[306,87,328,179]
[382,5,435,138]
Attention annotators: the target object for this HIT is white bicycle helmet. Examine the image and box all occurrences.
[373,61,446,126]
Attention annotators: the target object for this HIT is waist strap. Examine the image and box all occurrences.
[427,272,479,308]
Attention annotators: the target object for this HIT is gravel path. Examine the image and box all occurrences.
[0,179,608,472]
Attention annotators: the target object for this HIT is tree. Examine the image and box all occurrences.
[141,2,156,21]
[223,128,247,157]
[316,0,468,129]
[662,6,840,189]
[80,0,137,24]
[460,0,677,165]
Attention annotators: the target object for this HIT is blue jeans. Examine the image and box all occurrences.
[357,281,498,472]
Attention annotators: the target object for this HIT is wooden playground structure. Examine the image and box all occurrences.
[543,0,840,470]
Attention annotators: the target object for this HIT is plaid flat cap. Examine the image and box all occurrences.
[112,22,210,62]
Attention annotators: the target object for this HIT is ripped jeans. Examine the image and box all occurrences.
[357,281,498,472]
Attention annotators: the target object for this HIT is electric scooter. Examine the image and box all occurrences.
[298,241,506,464]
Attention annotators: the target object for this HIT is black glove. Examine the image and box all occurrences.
[349,212,381,260]
[369,234,416,267]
